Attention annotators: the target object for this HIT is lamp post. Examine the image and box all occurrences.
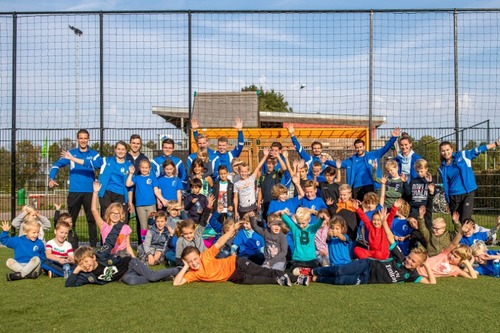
[69,25,83,129]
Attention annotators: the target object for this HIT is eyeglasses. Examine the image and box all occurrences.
[431,226,445,231]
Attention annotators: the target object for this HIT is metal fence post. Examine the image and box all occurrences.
[368,10,374,150]
[11,13,17,221]
[454,9,460,149]
[99,12,105,153]
[188,11,192,153]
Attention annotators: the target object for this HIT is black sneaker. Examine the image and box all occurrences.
[277,273,292,287]
[6,272,22,281]
[25,270,39,279]
[295,275,311,286]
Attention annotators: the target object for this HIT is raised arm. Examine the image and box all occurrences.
[232,118,245,157]
[381,206,395,245]
[252,148,270,179]
[125,165,135,187]
[91,181,106,230]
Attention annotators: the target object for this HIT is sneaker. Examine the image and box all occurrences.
[292,267,312,276]
[276,273,292,287]
[6,272,22,281]
[295,275,311,286]
[26,270,39,279]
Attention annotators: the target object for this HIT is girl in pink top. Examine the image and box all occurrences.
[314,208,331,266]
[92,181,135,257]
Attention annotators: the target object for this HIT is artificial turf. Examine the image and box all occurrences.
[1,248,499,333]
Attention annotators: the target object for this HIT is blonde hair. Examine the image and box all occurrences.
[410,246,428,262]
[470,241,488,256]
[339,184,352,193]
[104,203,125,225]
[22,220,40,233]
[222,219,235,234]
[451,244,473,262]
[75,245,95,263]
[295,207,311,224]
[385,160,398,170]
[397,200,410,218]
[363,192,379,205]
[271,184,289,199]
[415,159,428,170]
[196,149,208,162]
[432,217,446,227]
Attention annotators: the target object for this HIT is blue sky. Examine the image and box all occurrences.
[2,0,500,12]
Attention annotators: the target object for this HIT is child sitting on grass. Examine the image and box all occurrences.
[54,203,78,250]
[66,222,180,287]
[314,208,332,267]
[352,198,401,260]
[173,221,293,287]
[175,195,214,265]
[92,181,135,258]
[1,220,45,281]
[418,208,462,257]
[42,220,75,278]
[281,207,327,270]
[326,215,353,266]
[250,212,288,271]
[138,211,174,266]
[335,184,358,241]
[231,212,265,265]
[12,205,51,242]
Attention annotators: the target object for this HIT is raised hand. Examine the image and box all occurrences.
[129,165,135,174]
[93,180,102,193]
[451,211,460,224]
[234,117,243,131]
[418,205,426,219]
[48,179,59,188]
[380,175,388,185]
[400,173,408,183]
[393,198,404,209]
[191,117,199,130]
[1,221,10,232]
[285,123,295,135]
[392,127,401,137]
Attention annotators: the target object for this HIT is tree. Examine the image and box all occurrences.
[0,147,11,193]
[16,140,41,189]
[90,142,115,157]
[241,84,293,112]
[47,138,76,188]
[413,135,440,176]
[145,140,157,150]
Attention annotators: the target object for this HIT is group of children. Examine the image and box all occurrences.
[2,134,500,288]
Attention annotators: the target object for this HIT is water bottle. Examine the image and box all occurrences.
[257,210,263,222]
[226,210,233,219]
[493,260,500,278]
[63,263,70,279]
[194,201,203,214]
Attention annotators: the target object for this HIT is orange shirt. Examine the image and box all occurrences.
[336,200,356,213]
[183,246,237,283]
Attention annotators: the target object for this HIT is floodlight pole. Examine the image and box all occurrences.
[69,25,83,129]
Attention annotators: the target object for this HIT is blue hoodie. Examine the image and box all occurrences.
[1,231,46,263]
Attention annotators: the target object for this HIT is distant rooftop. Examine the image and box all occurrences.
[152,91,386,129]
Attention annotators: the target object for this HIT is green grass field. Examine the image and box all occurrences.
[1,247,500,333]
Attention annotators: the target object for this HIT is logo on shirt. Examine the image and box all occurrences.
[99,266,118,281]
[146,178,152,185]
[33,245,39,252]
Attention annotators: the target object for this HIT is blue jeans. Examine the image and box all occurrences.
[121,258,180,285]
[313,259,371,285]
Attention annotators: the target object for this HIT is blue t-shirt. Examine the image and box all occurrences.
[157,176,184,201]
[474,251,500,276]
[391,217,413,255]
[327,235,352,266]
[107,161,128,195]
[132,174,159,206]
[268,196,301,215]
[460,232,489,246]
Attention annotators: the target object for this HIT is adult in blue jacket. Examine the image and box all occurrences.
[187,131,220,181]
[151,138,188,189]
[394,134,422,183]
[286,123,324,177]
[63,140,133,223]
[439,138,500,222]
[328,127,400,201]
[49,129,100,247]
[192,117,245,173]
